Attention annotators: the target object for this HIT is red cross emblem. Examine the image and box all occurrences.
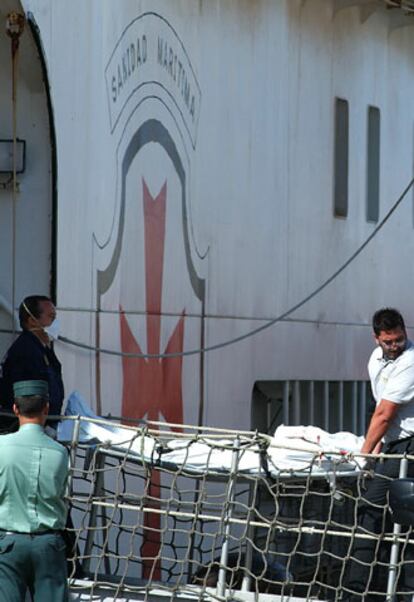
[119,178,185,580]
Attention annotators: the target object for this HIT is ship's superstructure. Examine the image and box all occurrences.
[0,0,413,434]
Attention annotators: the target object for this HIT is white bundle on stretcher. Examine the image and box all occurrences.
[58,392,364,476]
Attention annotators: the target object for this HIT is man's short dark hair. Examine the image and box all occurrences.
[14,394,48,417]
[372,308,406,336]
[19,295,52,329]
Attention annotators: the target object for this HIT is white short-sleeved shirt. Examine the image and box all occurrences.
[368,340,414,443]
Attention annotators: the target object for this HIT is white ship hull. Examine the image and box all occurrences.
[0,0,412,432]
[0,3,414,597]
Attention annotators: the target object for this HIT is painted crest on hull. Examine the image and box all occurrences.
[94,12,205,430]
[93,14,205,580]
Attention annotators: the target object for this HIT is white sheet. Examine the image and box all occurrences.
[58,393,361,476]
[266,425,364,471]
[58,391,156,459]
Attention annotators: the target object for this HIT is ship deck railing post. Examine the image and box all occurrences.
[241,479,256,593]
[217,437,241,598]
[386,455,409,601]
[82,446,108,576]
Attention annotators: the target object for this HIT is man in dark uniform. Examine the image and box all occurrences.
[0,295,64,431]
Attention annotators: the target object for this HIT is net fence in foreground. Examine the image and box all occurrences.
[61,416,414,601]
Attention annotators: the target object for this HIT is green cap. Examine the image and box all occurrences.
[13,380,49,398]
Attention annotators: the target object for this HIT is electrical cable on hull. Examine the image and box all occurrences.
[56,175,414,359]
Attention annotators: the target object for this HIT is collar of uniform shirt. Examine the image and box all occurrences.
[18,423,44,432]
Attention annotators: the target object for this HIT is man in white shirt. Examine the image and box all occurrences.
[343,308,414,601]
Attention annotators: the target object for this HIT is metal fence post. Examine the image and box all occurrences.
[217,437,241,598]
[241,480,255,593]
[324,381,330,431]
[83,449,107,575]
[67,416,80,495]
[283,381,290,425]
[386,455,409,601]
[309,381,315,425]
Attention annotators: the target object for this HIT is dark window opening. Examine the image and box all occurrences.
[334,98,349,218]
[366,106,380,223]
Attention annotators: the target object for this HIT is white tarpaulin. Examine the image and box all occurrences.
[58,392,362,476]
[58,391,156,459]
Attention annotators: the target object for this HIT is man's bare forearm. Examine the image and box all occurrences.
[361,415,390,454]
[361,399,398,455]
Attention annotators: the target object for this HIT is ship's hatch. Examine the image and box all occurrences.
[0,2,54,354]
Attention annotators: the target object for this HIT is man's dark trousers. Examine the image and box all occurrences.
[0,531,68,601]
[342,437,414,602]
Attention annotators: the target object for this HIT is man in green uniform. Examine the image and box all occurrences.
[0,380,69,601]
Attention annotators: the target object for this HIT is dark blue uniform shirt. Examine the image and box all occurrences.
[0,330,64,416]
